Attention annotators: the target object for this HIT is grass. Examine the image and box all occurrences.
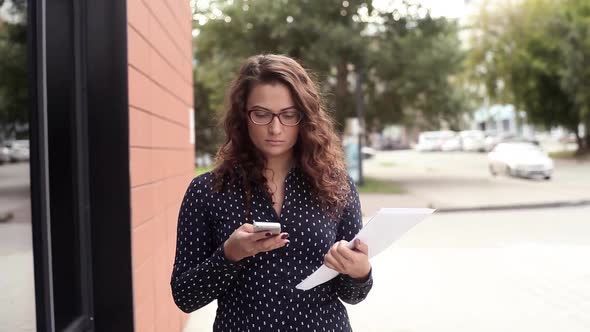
[549,150,590,160]
[357,177,405,194]
[195,166,213,176]
[379,161,396,167]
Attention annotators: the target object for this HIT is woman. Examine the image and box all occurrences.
[171,54,373,331]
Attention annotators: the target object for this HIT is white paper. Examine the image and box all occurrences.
[295,208,435,290]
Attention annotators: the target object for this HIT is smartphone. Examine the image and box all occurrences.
[253,221,281,235]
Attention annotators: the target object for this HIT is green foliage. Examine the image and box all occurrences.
[0,19,28,139]
[467,0,590,151]
[192,0,467,153]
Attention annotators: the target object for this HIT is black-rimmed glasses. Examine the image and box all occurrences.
[247,109,303,126]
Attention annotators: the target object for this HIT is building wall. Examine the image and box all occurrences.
[127,0,194,330]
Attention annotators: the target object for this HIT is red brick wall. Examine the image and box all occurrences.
[127,0,194,330]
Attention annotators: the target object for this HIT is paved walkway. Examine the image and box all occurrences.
[184,151,590,331]
[185,205,590,332]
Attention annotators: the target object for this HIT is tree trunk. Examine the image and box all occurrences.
[334,59,349,128]
[574,129,584,155]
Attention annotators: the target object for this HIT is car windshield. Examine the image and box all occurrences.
[495,143,541,153]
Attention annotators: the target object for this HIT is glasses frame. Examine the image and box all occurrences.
[247,109,303,126]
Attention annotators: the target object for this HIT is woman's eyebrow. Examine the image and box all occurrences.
[249,105,297,112]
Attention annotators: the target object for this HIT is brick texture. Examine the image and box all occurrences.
[127,0,194,330]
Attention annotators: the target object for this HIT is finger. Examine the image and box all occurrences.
[336,240,354,261]
[255,235,289,253]
[353,239,369,255]
[329,244,349,268]
[324,253,344,273]
[250,230,280,241]
[324,260,336,271]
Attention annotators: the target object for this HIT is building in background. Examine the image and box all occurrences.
[472,104,535,138]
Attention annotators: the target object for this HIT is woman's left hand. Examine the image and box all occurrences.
[324,239,371,281]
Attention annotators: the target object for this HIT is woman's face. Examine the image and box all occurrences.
[246,82,300,161]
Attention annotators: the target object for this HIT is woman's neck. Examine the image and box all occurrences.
[264,155,294,181]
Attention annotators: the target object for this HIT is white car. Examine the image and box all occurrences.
[488,142,553,180]
[0,144,11,164]
[361,146,376,159]
[484,132,517,151]
[441,135,462,151]
[415,131,456,152]
[460,130,485,152]
[7,140,30,162]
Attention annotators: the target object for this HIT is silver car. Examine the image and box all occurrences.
[488,142,554,180]
[7,140,30,162]
[0,144,11,164]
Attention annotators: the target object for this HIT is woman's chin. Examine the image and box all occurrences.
[259,146,293,159]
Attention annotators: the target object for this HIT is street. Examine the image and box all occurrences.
[361,150,590,213]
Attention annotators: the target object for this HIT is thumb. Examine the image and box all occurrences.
[240,223,255,233]
[354,239,369,255]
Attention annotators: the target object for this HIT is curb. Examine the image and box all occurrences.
[434,199,590,213]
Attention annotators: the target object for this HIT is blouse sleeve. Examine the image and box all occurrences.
[331,177,374,305]
[170,174,244,313]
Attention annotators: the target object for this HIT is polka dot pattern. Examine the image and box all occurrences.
[170,167,373,331]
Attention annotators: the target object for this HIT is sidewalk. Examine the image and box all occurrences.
[184,205,590,332]
[183,152,590,331]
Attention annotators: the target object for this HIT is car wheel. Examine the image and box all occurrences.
[506,166,515,177]
[489,165,497,176]
[544,175,551,180]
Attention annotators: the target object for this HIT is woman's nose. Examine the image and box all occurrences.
[268,116,282,134]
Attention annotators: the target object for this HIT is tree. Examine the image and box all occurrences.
[368,10,467,129]
[191,0,467,152]
[0,6,28,139]
[467,0,590,152]
[557,0,590,149]
[193,0,370,130]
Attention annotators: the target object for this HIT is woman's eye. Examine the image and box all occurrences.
[254,111,271,119]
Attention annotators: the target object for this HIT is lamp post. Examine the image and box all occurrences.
[355,62,364,186]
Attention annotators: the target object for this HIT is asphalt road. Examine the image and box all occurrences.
[362,150,590,210]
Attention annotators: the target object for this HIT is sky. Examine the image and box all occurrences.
[416,0,475,19]
[372,0,478,21]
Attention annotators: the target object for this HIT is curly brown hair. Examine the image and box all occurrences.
[212,54,351,221]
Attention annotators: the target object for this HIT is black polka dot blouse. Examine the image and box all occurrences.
[171,166,373,331]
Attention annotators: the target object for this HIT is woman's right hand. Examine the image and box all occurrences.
[223,223,289,262]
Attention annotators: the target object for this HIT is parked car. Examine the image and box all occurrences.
[380,137,410,150]
[415,131,455,152]
[460,130,485,152]
[488,142,553,180]
[0,144,11,164]
[441,134,462,151]
[361,146,376,159]
[7,140,30,162]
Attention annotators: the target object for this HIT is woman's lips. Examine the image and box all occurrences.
[265,140,285,146]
